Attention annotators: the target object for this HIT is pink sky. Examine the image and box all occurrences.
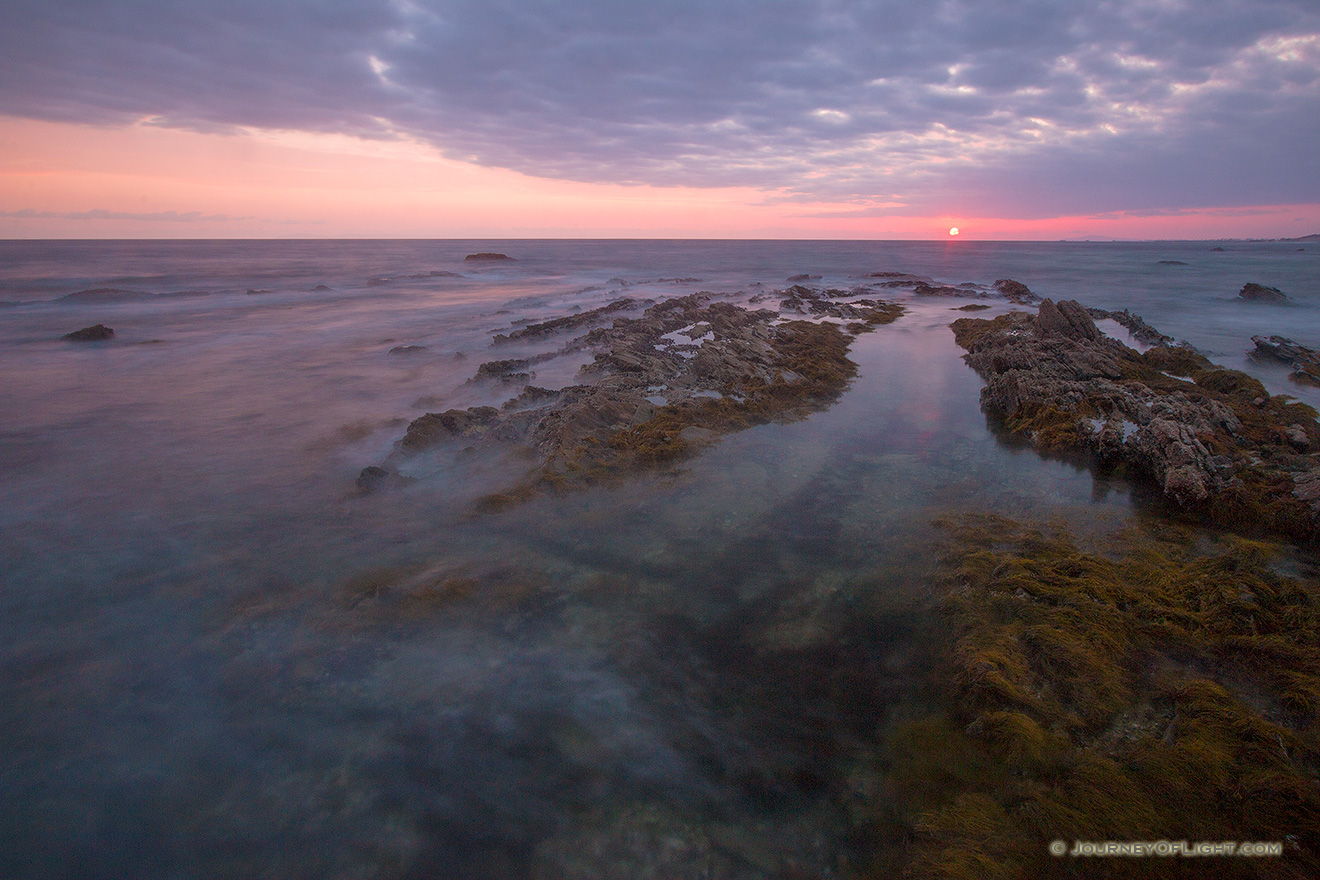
[2,116,1317,240]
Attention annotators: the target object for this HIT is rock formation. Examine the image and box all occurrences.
[951,299,1320,540]
[1250,335,1320,386]
[1239,283,1287,303]
[363,290,905,507]
[62,324,115,341]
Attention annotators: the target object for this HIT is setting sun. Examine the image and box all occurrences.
[949,227,959,236]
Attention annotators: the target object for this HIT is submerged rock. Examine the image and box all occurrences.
[388,344,428,355]
[951,300,1320,540]
[62,324,114,341]
[1239,282,1287,303]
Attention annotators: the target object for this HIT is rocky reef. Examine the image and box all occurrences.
[951,299,1320,541]
[365,289,905,507]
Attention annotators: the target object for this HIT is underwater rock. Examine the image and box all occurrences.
[62,323,114,341]
[1249,335,1320,386]
[951,299,1320,540]
[389,344,428,355]
[786,273,821,282]
[1239,282,1287,303]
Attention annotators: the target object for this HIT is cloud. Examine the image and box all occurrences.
[1,1,1316,216]
[0,208,240,221]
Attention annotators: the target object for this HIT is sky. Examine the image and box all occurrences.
[1,0,1317,239]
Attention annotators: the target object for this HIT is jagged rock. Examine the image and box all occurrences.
[1249,335,1320,386]
[474,358,537,383]
[1239,283,1287,303]
[399,407,501,450]
[1088,308,1174,347]
[62,324,114,341]
[951,299,1320,540]
[1034,298,1102,341]
[992,279,1039,304]
[389,344,428,355]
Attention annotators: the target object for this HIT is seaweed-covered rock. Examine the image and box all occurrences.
[62,324,114,341]
[951,300,1320,540]
[370,291,905,507]
[1239,283,1287,303]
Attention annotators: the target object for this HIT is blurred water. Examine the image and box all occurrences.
[0,239,1314,878]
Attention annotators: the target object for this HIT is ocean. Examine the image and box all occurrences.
[0,239,1315,877]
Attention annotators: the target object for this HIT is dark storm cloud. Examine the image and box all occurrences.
[1,0,1316,214]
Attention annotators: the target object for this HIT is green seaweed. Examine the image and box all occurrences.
[875,515,1320,878]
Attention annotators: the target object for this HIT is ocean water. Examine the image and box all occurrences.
[0,239,1315,878]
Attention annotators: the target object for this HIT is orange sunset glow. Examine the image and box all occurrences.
[3,115,1318,240]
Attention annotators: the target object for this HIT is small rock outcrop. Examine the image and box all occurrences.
[1239,283,1287,303]
[62,324,114,341]
[992,279,1039,304]
[951,300,1320,540]
[464,253,516,261]
[1250,335,1320,386]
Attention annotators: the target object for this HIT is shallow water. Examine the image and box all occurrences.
[0,239,1314,877]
